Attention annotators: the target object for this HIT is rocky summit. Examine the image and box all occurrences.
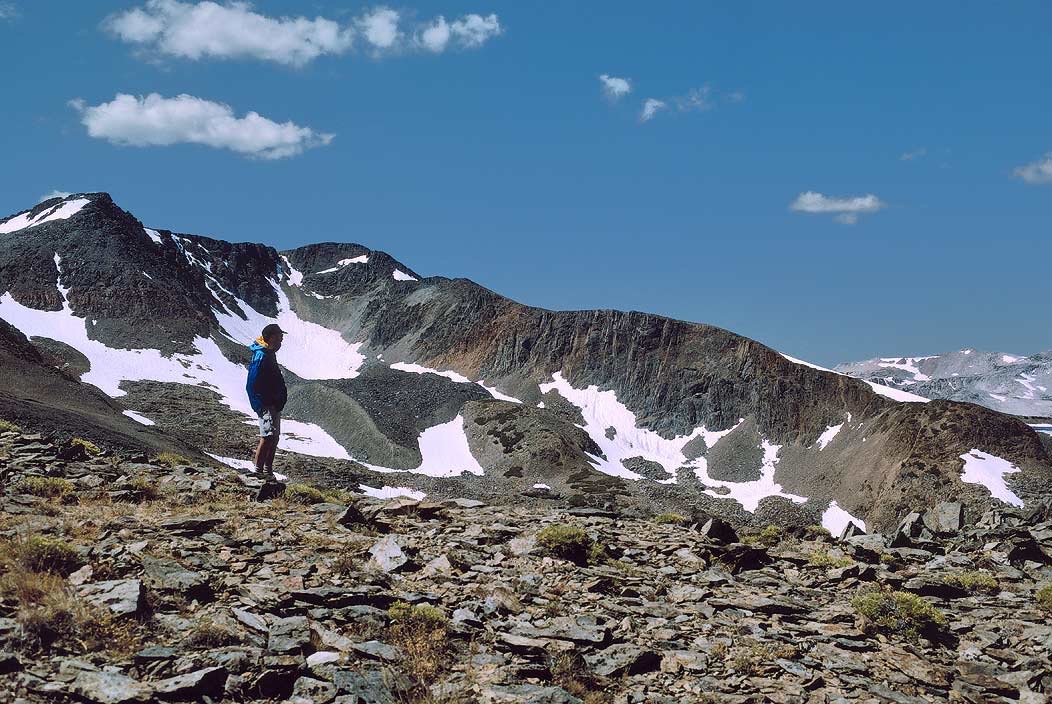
[1,428,1052,703]
[0,192,1050,533]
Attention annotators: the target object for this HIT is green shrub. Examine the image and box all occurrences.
[0,419,22,433]
[852,589,947,639]
[15,537,83,576]
[803,525,831,540]
[15,477,75,499]
[71,438,101,456]
[1036,584,1052,612]
[537,524,595,565]
[155,452,190,467]
[654,513,689,525]
[943,571,999,594]
[807,549,854,569]
[743,524,785,547]
[388,601,448,629]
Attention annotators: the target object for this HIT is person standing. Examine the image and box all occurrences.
[246,323,287,482]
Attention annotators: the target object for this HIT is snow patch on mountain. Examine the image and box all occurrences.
[697,440,808,512]
[363,415,483,477]
[206,453,256,471]
[815,422,844,450]
[280,255,304,286]
[359,485,426,500]
[390,362,521,402]
[315,255,368,275]
[210,279,365,380]
[122,410,155,426]
[959,450,1023,507]
[393,269,418,282]
[0,197,91,234]
[821,501,866,535]
[144,228,163,246]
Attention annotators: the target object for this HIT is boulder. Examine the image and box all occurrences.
[152,666,227,700]
[71,670,153,704]
[78,580,146,618]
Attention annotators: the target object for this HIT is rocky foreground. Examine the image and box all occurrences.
[1,429,1051,704]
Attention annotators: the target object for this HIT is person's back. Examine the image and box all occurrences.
[246,323,287,485]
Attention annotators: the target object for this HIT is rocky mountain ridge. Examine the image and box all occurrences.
[835,349,1052,419]
[1,193,1050,532]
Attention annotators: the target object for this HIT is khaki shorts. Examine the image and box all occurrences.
[258,408,281,438]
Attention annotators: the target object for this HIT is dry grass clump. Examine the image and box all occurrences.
[387,601,450,685]
[550,651,605,704]
[1035,584,1052,612]
[124,476,161,502]
[727,639,800,675]
[0,539,138,655]
[155,451,190,467]
[185,618,241,647]
[742,525,784,547]
[285,482,356,505]
[14,476,75,501]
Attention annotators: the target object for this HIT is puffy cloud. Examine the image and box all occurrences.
[357,7,400,50]
[105,1,501,64]
[789,191,886,225]
[1013,152,1052,184]
[415,13,502,52]
[0,3,18,20]
[70,93,333,160]
[599,74,631,99]
[640,98,667,122]
[38,190,72,202]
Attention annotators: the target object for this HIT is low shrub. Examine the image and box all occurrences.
[15,477,75,500]
[155,452,190,467]
[185,619,241,647]
[537,524,595,565]
[803,525,832,541]
[743,524,785,547]
[943,571,999,594]
[1035,584,1052,612]
[126,477,160,502]
[0,419,22,433]
[285,483,327,505]
[654,513,689,525]
[852,589,947,639]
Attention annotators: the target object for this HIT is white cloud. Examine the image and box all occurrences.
[38,190,72,202]
[900,147,926,161]
[357,7,400,50]
[640,98,667,122]
[0,2,18,20]
[1014,152,1052,184]
[675,85,713,112]
[71,93,333,160]
[414,13,502,53]
[789,191,886,224]
[449,13,501,47]
[599,74,631,99]
[105,1,502,64]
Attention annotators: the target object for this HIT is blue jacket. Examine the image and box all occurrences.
[246,341,287,414]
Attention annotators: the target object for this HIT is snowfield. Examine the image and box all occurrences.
[362,415,484,477]
[0,197,91,234]
[821,500,866,535]
[390,362,521,402]
[959,450,1024,507]
[540,372,807,513]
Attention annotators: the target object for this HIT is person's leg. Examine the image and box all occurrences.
[253,437,269,473]
[264,413,280,473]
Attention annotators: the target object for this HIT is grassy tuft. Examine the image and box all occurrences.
[654,513,689,525]
[742,524,785,547]
[537,524,596,565]
[807,549,854,569]
[942,570,999,594]
[185,619,241,647]
[803,525,832,540]
[15,476,75,500]
[1035,584,1052,612]
[155,452,190,467]
[852,589,947,639]
[71,438,102,456]
[0,419,22,433]
[387,601,449,685]
[4,536,82,576]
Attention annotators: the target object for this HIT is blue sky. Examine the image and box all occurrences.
[1,1,1050,366]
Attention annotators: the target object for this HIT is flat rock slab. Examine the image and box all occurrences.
[268,616,312,655]
[153,666,227,700]
[479,684,583,704]
[71,670,153,704]
[78,580,146,618]
[159,517,224,535]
